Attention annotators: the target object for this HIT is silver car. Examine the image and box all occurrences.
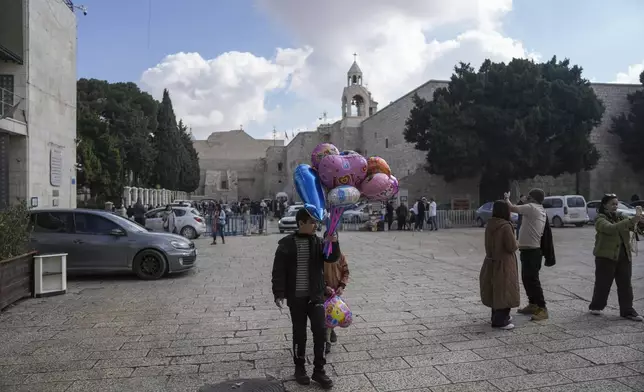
[144,206,206,239]
[278,209,298,233]
[475,202,519,227]
[29,209,197,280]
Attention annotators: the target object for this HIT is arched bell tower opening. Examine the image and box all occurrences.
[341,54,378,119]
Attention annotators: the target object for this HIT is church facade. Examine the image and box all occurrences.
[193,61,644,206]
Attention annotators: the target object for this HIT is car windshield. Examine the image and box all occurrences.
[110,214,148,233]
[190,209,201,216]
[287,210,298,217]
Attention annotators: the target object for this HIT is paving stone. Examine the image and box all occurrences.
[131,364,199,377]
[473,344,545,359]
[8,359,98,374]
[94,357,170,369]
[537,379,635,391]
[623,361,644,373]
[594,332,644,345]
[1,382,73,392]
[443,338,505,351]
[342,337,420,352]
[88,349,150,359]
[435,359,526,383]
[285,374,377,392]
[24,367,134,383]
[147,347,204,357]
[558,364,638,382]
[508,352,592,372]
[366,366,451,391]
[429,381,500,392]
[489,371,571,391]
[198,360,254,373]
[66,376,169,392]
[533,337,607,352]
[572,346,644,365]
[404,350,483,367]
[618,375,644,391]
[333,357,410,375]
[368,343,448,359]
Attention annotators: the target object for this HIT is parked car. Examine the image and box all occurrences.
[278,209,298,233]
[543,195,589,228]
[144,206,206,239]
[630,200,644,208]
[287,203,304,214]
[342,205,370,223]
[29,209,197,280]
[475,202,519,227]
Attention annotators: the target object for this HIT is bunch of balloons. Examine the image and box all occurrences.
[293,142,399,256]
[324,291,352,328]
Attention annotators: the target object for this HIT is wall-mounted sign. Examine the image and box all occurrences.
[50,149,62,187]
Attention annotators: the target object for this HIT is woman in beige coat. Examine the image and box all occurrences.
[480,200,520,330]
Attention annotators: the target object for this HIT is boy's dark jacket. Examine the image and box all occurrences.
[541,219,556,267]
[272,233,341,304]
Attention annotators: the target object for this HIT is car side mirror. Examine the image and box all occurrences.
[110,228,126,236]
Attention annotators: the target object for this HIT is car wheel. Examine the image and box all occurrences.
[180,226,197,239]
[574,223,585,227]
[476,217,485,227]
[133,249,168,280]
[552,216,564,228]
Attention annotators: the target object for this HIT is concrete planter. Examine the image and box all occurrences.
[0,252,36,311]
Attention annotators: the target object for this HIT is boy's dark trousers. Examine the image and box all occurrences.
[288,297,326,369]
[589,247,635,315]
[520,248,546,308]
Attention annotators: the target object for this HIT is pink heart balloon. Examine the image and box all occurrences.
[318,154,367,189]
[311,143,340,169]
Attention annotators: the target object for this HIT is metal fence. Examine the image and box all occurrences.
[204,214,268,236]
[334,209,478,231]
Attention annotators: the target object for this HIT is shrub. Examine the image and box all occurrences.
[0,201,32,260]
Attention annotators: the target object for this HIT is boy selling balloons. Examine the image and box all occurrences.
[272,207,340,390]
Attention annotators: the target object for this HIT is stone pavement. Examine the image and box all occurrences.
[1,227,643,392]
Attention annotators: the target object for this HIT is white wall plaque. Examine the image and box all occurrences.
[50,149,62,187]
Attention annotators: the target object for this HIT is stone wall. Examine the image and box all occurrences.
[284,131,323,201]
[26,0,77,209]
[588,83,644,200]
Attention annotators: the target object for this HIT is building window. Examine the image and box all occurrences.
[385,138,389,148]
[220,180,228,190]
[277,162,283,171]
[374,132,377,139]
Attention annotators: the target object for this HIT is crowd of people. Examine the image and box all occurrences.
[272,188,642,390]
[384,196,438,231]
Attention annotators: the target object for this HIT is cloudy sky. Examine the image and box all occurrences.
[77,0,644,142]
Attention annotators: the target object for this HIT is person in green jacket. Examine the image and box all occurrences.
[589,193,643,322]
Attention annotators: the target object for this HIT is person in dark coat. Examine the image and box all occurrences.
[386,201,394,230]
[272,208,340,389]
[396,203,408,230]
[133,198,146,226]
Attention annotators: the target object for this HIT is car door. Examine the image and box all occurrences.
[144,209,164,232]
[70,212,130,271]
[479,202,493,222]
[172,208,187,233]
[30,211,75,258]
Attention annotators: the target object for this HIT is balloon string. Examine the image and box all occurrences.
[324,206,345,257]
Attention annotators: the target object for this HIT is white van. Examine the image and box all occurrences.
[542,195,589,227]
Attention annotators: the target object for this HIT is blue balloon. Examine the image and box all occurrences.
[294,164,326,221]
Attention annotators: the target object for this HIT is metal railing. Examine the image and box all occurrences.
[336,209,479,231]
[204,214,268,236]
[0,86,24,120]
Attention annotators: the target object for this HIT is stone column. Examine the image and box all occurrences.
[132,187,138,203]
[123,187,131,206]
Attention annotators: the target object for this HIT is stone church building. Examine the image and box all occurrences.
[193,61,644,207]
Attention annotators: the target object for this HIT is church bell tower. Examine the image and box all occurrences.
[341,54,378,118]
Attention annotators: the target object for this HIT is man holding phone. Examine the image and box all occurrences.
[505,189,549,321]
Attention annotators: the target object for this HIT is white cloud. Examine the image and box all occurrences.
[614,61,644,84]
[140,48,312,139]
[140,0,540,139]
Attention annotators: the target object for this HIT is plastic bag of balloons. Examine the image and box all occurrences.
[324,294,353,328]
